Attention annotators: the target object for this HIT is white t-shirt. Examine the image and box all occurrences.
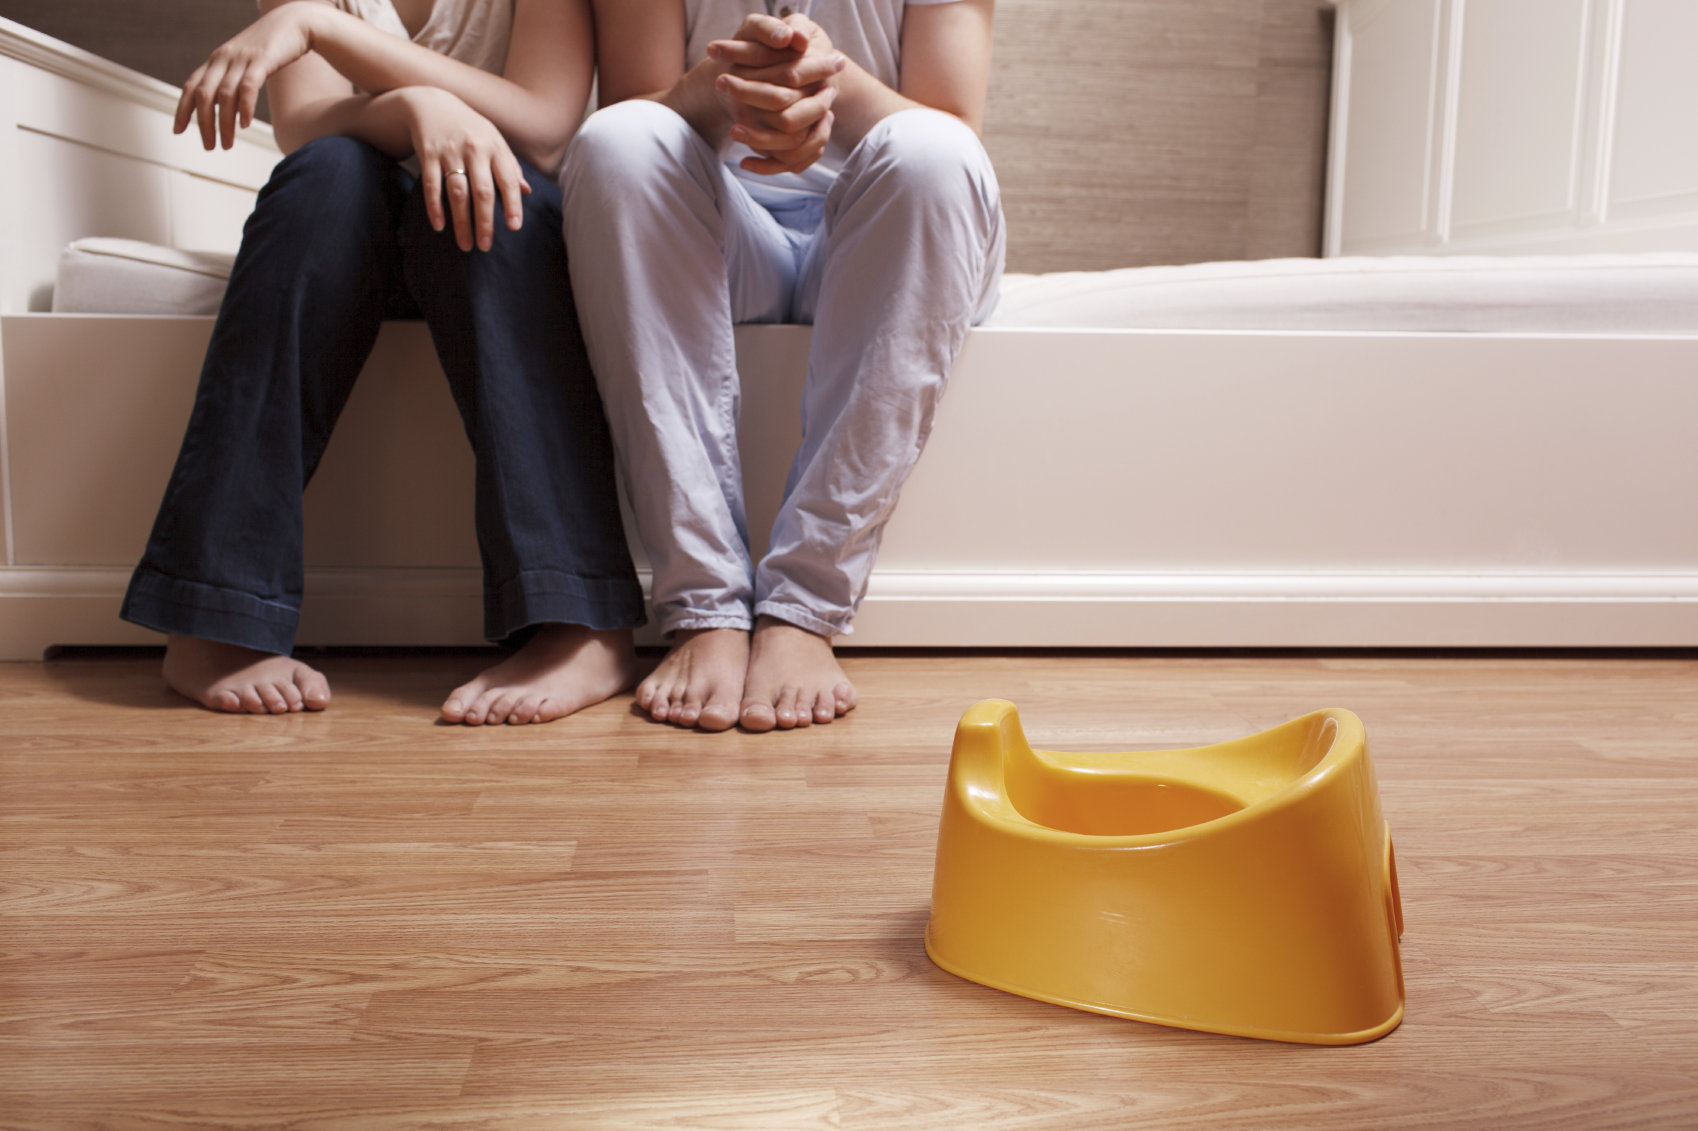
[325,0,514,76]
[685,0,963,198]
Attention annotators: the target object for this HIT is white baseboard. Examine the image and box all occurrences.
[4,566,1693,659]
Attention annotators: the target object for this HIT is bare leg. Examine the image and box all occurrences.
[635,627,750,732]
[441,624,637,726]
[162,635,331,715]
[739,616,857,733]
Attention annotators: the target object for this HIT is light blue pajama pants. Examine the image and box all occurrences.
[561,99,1005,638]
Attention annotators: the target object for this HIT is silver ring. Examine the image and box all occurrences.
[448,168,468,177]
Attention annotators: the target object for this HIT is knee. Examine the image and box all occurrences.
[562,100,707,215]
[270,136,394,196]
[850,109,999,211]
[244,136,399,251]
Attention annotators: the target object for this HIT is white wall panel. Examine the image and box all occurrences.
[1330,0,1698,254]
[11,130,171,311]
[1610,0,1698,215]
[1337,0,1444,249]
[170,170,257,253]
[1450,0,1589,233]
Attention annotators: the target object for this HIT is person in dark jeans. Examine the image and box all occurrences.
[123,0,643,724]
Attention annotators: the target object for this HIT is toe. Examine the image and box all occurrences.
[463,689,500,726]
[635,677,659,710]
[834,681,858,714]
[698,699,738,732]
[773,686,800,729]
[674,688,704,728]
[484,692,520,726]
[647,694,672,723]
[507,697,539,725]
[440,683,478,723]
[209,688,243,713]
[257,684,289,714]
[237,687,268,714]
[812,691,835,724]
[300,670,331,711]
[279,680,306,712]
[740,700,777,733]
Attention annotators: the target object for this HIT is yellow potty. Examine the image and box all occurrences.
[925,701,1404,1045]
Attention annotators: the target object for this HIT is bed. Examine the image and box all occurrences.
[2,2,1695,658]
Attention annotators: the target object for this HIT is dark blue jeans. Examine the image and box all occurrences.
[122,137,645,654]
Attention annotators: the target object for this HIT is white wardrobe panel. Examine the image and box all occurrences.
[11,130,171,311]
[1450,0,1589,232]
[1338,0,1443,248]
[170,171,256,254]
[1610,0,1698,213]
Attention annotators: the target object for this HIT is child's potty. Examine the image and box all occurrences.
[925,701,1404,1045]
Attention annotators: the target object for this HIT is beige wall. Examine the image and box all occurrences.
[986,0,1334,271]
[0,0,1334,273]
[0,1,253,99]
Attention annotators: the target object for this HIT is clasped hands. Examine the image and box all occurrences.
[707,13,845,176]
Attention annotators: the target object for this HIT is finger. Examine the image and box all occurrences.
[215,62,246,149]
[194,60,230,150]
[446,164,474,252]
[238,68,266,130]
[174,64,208,135]
[730,51,843,92]
[732,87,836,152]
[734,13,797,49]
[740,110,831,175]
[706,37,803,69]
[750,84,836,135]
[717,72,804,113]
[467,157,498,251]
[421,158,446,233]
[730,119,811,154]
[496,155,526,232]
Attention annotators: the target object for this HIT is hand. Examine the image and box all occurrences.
[175,4,320,151]
[706,14,844,175]
[401,88,531,253]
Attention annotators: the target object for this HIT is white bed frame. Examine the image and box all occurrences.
[2,12,1695,659]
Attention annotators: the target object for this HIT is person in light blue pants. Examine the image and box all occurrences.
[564,0,1004,732]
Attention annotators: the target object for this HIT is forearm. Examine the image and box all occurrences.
[298,5,586,169]
[827,58,928,150]
[271,87,417,157]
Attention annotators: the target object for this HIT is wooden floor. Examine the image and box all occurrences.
[2,649,1695,1129]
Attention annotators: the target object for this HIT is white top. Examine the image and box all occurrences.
[685,0,962,198]
[324,0,514,76]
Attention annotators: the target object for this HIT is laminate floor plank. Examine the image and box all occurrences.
[3,650,1695,1128]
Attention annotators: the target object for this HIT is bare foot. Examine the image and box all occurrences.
[441,624,637,726]
[634,627,750,731]
[739,616,857,733]
[162,635,330,715]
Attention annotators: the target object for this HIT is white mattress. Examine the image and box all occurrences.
[50,239,1698,335]
[52,237,234,316]
[989,253,1698,334]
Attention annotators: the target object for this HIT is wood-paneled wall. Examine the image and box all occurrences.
[985,0,1335,271]
[0,0,1335,272]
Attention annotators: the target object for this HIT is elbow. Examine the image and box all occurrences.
[271,123,308,156]
[523,139,570,178]
[514,123,577,178]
